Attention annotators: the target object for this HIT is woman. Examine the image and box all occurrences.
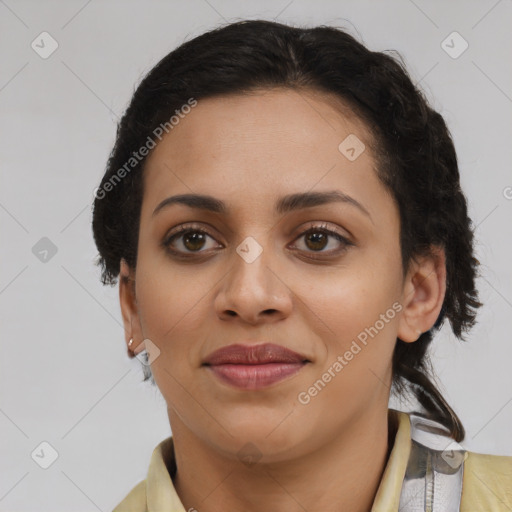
[92,19,512,512]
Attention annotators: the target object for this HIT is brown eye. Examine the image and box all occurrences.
[163,226,221,255]
[304,231,329,251]
[291,224,353,257]
[182,231,207,251]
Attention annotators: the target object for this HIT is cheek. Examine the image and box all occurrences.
[298,259,401,341]
[136,240,208,325]
[293,259,402,404]
[295,274,400,418]
[134,256,213,372]
[135,271,209,414]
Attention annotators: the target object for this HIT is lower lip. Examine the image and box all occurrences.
[205,362,307,390]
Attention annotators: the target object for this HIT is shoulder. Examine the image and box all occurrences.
[112,479,146,512]
[461,451,512,511]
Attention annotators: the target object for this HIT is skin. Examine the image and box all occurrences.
[119,88,446,512]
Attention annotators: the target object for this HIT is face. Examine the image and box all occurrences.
[120,88,443,462]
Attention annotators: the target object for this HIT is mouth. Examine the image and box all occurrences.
[202,342,311,390]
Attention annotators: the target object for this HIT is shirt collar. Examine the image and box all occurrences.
[371,409,412,511]
[146,436,186,511]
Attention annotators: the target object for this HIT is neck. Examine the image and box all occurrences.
[169,407,398,512]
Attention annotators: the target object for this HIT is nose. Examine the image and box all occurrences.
[214,244,293,325]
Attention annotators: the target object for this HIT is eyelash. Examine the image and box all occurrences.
[162,222,353,260]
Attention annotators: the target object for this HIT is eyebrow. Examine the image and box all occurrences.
[152,190,372,220]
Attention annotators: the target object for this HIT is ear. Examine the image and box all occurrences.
[119,259,145,357]
[397,246,446,343]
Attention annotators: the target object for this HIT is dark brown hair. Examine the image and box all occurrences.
[92,19,481,442]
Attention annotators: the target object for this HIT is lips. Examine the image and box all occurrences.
[202,343,310,390]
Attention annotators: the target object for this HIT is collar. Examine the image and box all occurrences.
[371,409,411,510]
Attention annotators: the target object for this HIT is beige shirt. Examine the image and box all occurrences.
[113,410,512,511]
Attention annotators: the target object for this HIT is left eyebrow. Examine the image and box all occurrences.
[152,190,372,221]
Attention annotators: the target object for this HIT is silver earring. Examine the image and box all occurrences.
[128,338,134,348]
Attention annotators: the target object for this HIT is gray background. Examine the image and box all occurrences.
[1,0,511,510]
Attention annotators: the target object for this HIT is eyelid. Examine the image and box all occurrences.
[162,223,223,248]
[291,221,351,241]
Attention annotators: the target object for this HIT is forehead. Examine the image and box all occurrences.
[147,88,372,161]
[141,88,385,215]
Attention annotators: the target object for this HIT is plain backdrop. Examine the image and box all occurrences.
[1,0,511,510]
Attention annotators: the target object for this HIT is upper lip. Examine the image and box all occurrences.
[202,343,310,366]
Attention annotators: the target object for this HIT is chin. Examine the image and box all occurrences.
[215,415,308,458]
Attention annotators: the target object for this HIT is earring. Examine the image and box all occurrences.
[128,338,134,348]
